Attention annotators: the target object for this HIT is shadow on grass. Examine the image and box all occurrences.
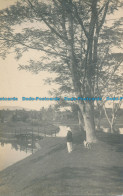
[52,166,123,181]
[23,165,123,196]
[32,143,66,163]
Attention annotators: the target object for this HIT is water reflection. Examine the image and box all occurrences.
[0,143,31,171]
[39,126,69,137]
[52,125,123,137]
[0,126,67,171]
[0,134,43,171]
[0,125,122,171]
[56,126,69,137]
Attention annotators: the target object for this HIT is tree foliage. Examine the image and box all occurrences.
[0,0,122,96]
[0,0,123,141]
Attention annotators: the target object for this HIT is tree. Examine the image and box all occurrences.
[0,110,5,123]
[95,52,123,130]
[103,100,122,133]
[0,0,123,143]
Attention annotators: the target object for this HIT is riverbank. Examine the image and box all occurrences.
[0,133,123,196]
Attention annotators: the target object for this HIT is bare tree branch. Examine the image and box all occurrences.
[72,3,89,39]
[26,0,68,43]
[0,37,68,58]
[98,0,110,32]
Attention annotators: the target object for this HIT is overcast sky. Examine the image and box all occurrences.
[0,0,59,110]
[0,0,122,110]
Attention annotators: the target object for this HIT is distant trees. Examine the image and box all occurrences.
[103,101,122,133]
[0,110,5,123]
[0,0,123,142]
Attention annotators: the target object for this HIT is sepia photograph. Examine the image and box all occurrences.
[0,0,123,196]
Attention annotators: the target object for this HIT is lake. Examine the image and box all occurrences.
[0,143,32,171]
[0,125,122,171]
[0,126,69,171]
[0,134,43,171]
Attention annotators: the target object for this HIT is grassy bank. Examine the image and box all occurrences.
[0,132,123,196]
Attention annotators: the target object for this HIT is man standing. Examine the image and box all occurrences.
[66,127,73,153]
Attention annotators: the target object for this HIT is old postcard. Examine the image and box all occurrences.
[0,0,123,196]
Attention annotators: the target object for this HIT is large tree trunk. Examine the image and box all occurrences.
[78,110,85,131]
[79,102,97,143]
[110,123,114,133]
[96,107,102,130]
[67,2,97,144]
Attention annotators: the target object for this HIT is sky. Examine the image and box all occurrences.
[0,0,17,9]
[0,0,59,110]
[0,0,123,110]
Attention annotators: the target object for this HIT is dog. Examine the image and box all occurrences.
[83,140,91,149]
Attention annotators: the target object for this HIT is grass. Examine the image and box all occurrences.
[0,130,123,196]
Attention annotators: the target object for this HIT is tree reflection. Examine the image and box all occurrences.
[0,134,43,154]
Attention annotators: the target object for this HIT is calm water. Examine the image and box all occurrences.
[0,143,32,171]
[0,126,68,171]
[0,126,122,171]
[101,127,123,134]
[56,126,69,137]
[57,126,123,136]
[0,134,42,171]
